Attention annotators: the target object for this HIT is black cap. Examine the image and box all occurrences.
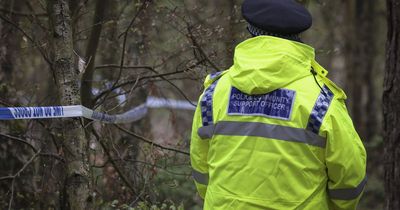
[242,0,312,38]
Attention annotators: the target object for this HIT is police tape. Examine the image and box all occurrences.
[0,97,196,124]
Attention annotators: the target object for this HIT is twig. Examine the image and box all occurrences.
[1,149,41,210]
[0,133,65,162]
[24,1,48,32]
[104,76,140,112]
[91,127,141,198]
[0,150,41,181]
[0,14,51,66]
[95,64,154,71]
[102,0,150,107]
[115,159,190,176]
[111,65,196,107]
[74,21,107,37]
[114,125,190,156]
[8,179,15,210]
[0,99,13,106]
[93,60,204,106]
[186,23,220,72]
[0,133,38,153]
[39,153,65,162]
[0,7,47,17]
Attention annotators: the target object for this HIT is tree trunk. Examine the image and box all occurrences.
[344,0,377,142]
[384,0,400,209]
[81,0,108,108]
[46,0,92,209]
[0,0,20,98]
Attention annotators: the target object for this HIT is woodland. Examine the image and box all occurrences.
[0,0,399,209]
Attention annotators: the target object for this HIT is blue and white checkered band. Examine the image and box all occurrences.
[200,79,220,126]
[247,24,301,41]
[210,71,222,80]
[306,85,334,134]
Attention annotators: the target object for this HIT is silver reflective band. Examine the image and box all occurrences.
[329,176,367,200]
[199,121,326,148]
[192,169,209,185]
[198,125,215,139]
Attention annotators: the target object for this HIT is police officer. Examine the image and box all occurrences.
[190,0,367,209]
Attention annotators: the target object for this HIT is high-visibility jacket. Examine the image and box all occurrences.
[190,36,367,210]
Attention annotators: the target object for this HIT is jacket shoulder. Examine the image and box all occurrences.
[312,59,347,100]
[324,78,347,100]
[203,70,229,88]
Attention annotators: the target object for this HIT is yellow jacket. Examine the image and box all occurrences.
[190,36,367,210]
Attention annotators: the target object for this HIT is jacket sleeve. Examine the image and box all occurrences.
[190,95,209,199]
[324,99,367,210]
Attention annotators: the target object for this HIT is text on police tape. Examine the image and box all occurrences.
[10,106,65,119]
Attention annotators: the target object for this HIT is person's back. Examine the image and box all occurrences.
[190,1,367,210]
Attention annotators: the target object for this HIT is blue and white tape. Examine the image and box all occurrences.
[0,97,196,124]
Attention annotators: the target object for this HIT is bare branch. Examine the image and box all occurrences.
[0,133,65,162]
[95,64,155,71]
[0,99,13,106]
[1,149,41,210]
[0,133,38,153]
[93,59,204,106]
[102,0,151,107]
[186,23,221,72]
[0,149,41,181]
[114,125,190,156]
[0,7,47,17]
[0,14,51,66]
[91,127,142,199]
[8,179,15,210]
[114,159,190,176]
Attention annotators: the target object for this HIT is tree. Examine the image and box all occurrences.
[46,0,92,209]
[81,0,108,108]
[343,0,379,142]
[384,0,400,209]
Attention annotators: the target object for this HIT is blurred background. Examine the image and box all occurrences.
[0,0,385,209]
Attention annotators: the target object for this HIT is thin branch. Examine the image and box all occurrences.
[24,1,49,32]
[102,0,150,107]
[74,20,107,37]
[81,0,109,108]
[8,179,15,210]
[131,64,198,107]
[114,159,190,176]
[39,153,65,162]
[186,23,220,72]
[95,64,154,71]
[155,72,197,106]
[91,128,141,198]
[0,133,65,162]
[3,147,40,209]
[0,99,13,106]
[0,133,38,153]
[0,149,41,182]
[0,14,51,65]
[93,60,204,106]
[114,125,190,156]
[0,7,47,17]
[0,148,42,210]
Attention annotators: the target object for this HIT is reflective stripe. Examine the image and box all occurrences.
[329,176,368,200]
[198,125,215,139]
[192,169,209,185]
[307,85,334,134]
[198,121,326,148]
[200,79,220,126]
